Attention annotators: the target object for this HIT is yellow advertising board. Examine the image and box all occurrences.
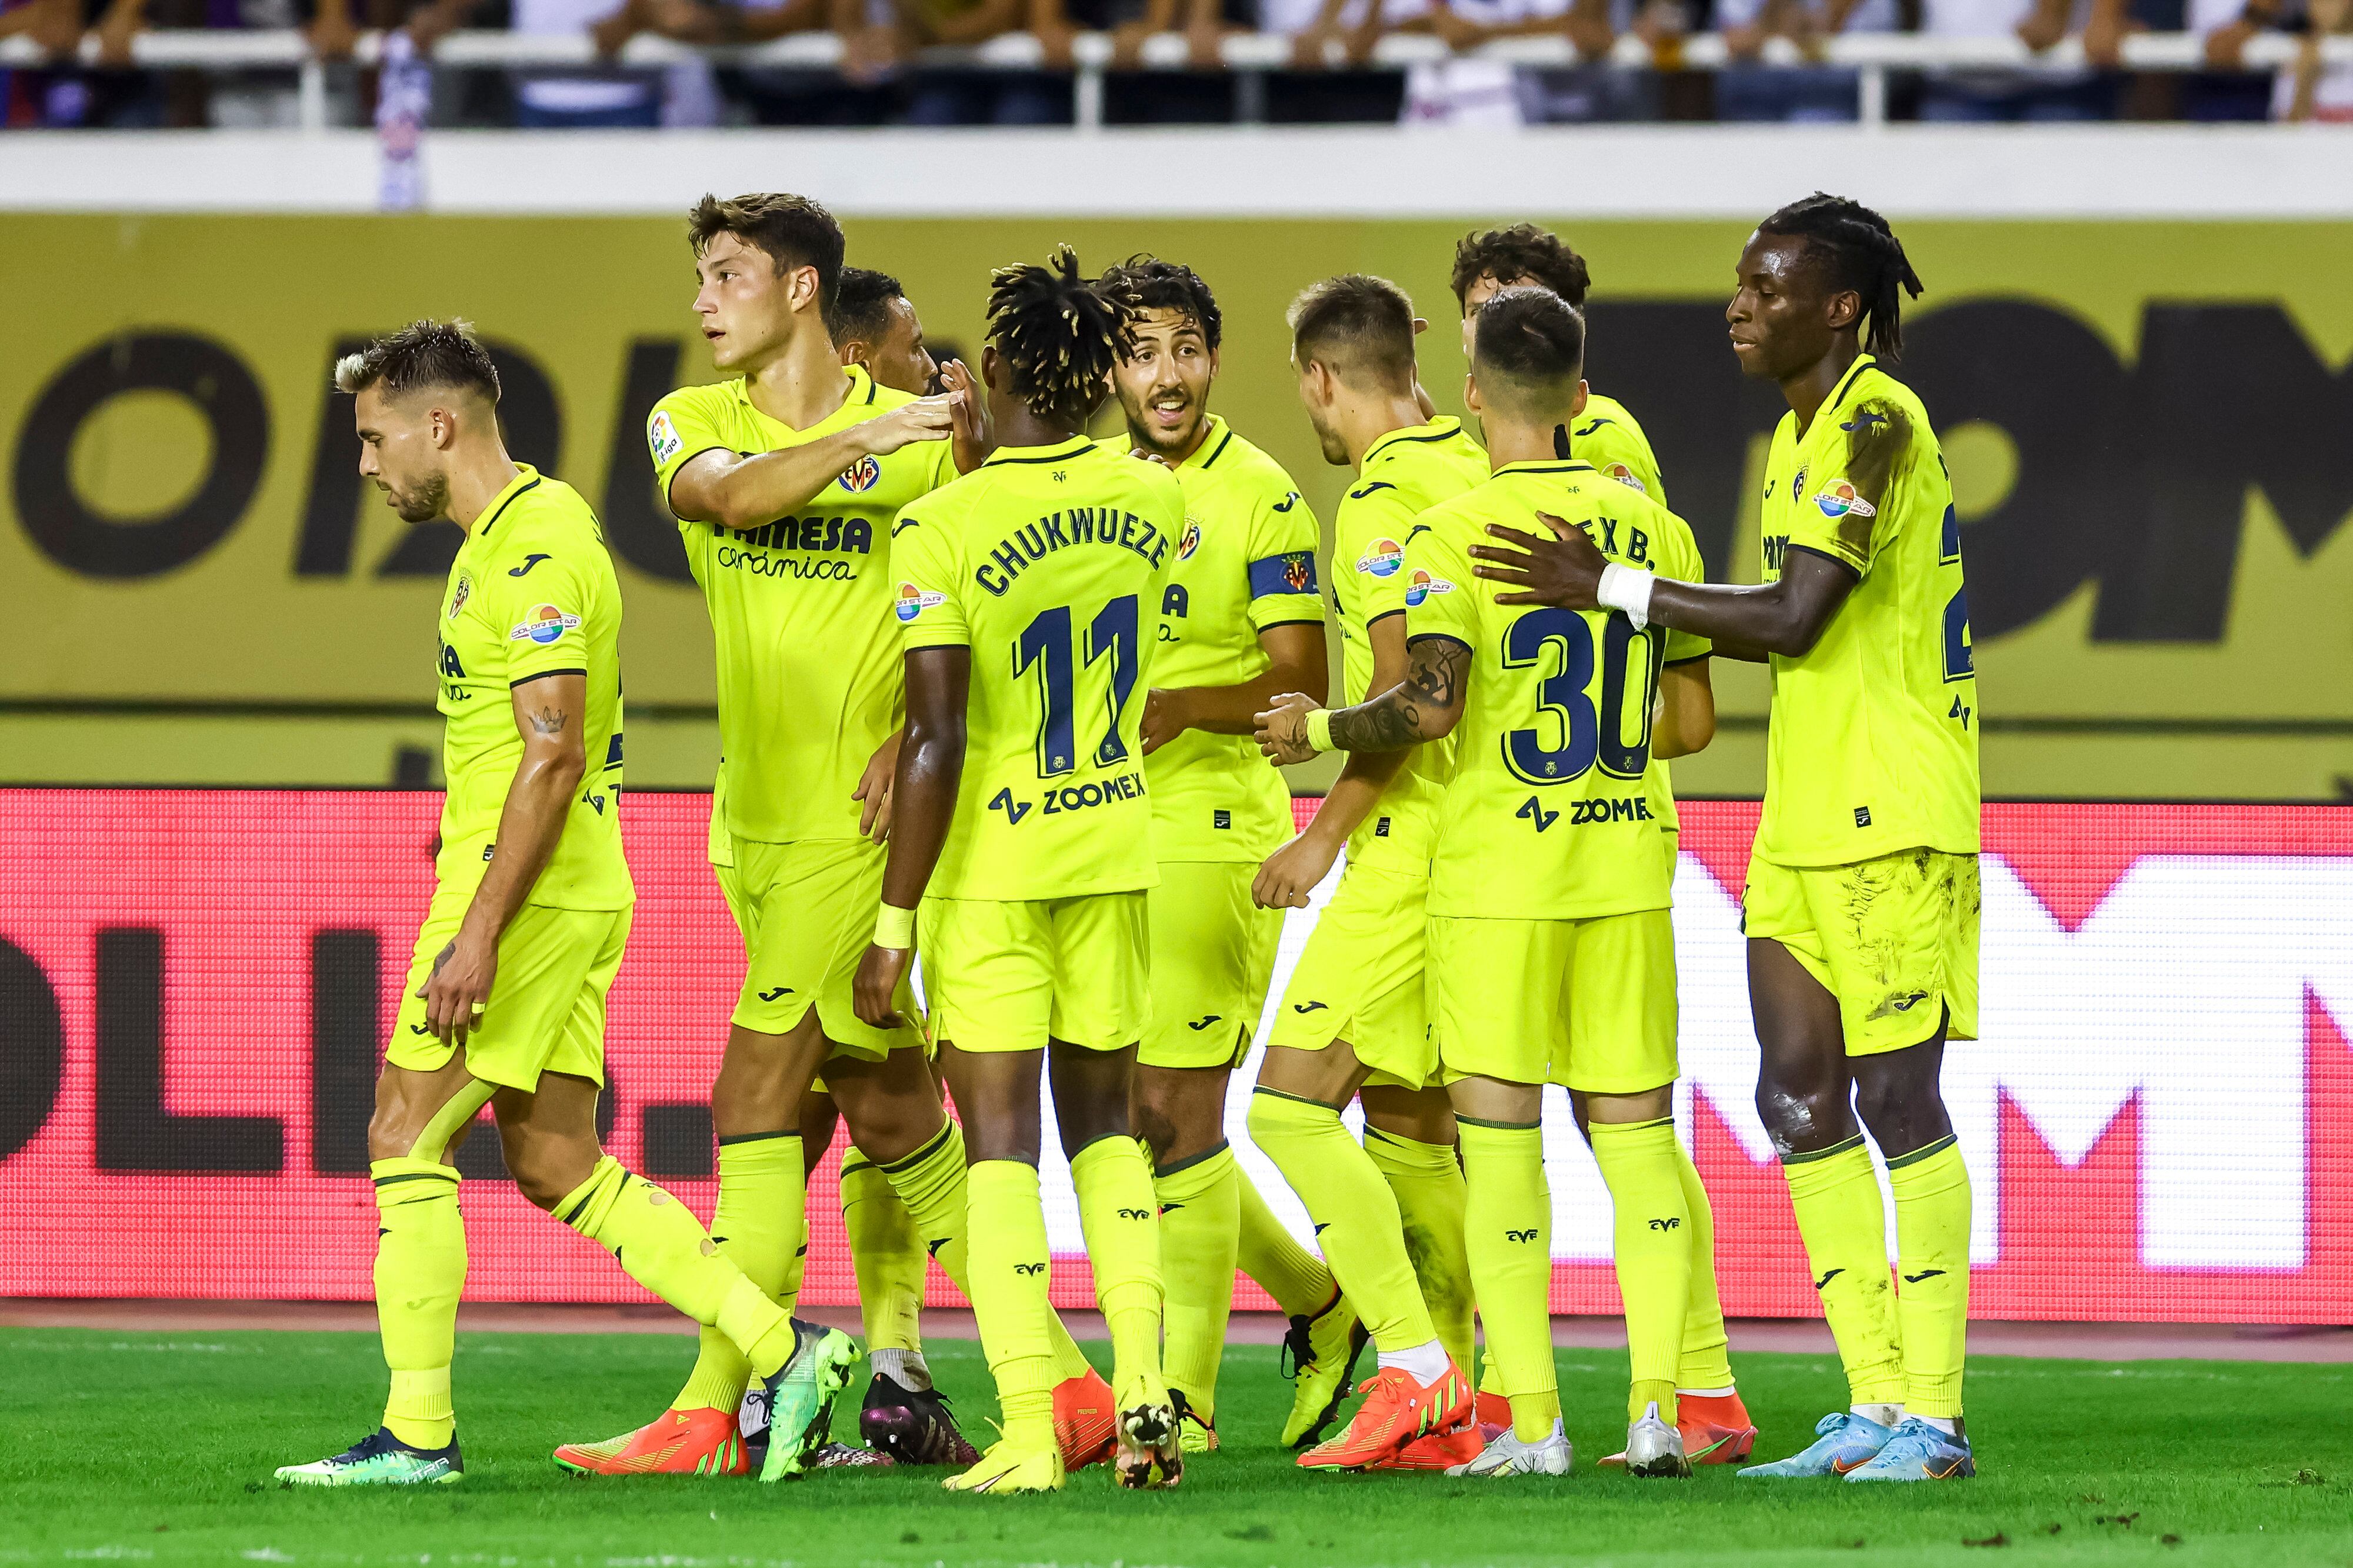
[5,213,2351,797]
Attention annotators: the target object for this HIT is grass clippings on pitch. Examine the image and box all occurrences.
[3,1327,2351,1567]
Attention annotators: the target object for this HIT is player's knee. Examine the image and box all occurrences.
[1752,1076,1848,1157]
[501,1132,592,1213]
[1851,1071,1948,1157]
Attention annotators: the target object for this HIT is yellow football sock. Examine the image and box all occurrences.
[1588,1117,1692,1424]
[884,1121,1096,1385]
[1674,1143,1736,1392]
[372,1157,465,1449]
[558,1155,794,1377]
[1458,1120,1558,1442]
[1247,1091,1437,1352]
[1782,1136,1904,1409]
[842,1149,925,1360]
[1071,1135,1165,1400]
[1153,1142,1239,1422]
[1235,1162,1335,1318]
[1364,1127,1476,1375]
[962,1160,1058,1449]
[1887,1136,1971,1419]
[675,1130,799,1414]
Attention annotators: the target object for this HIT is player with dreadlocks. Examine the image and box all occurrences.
[1464,192,1982,1483]
[854,247,1189,1495]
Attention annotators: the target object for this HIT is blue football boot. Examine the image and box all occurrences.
[1737,1410,1895,1479]
[1843,1417,1975,1482]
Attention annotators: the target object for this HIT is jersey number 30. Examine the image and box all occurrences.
[1499,608,1662,786]
[1015,596,1141,777]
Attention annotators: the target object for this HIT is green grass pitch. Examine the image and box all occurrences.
[4,1327,2351,1567]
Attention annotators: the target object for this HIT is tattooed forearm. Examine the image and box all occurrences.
[530,706,568,736]
[1327,638,1468,752]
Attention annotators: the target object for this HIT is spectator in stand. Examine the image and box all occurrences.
[843,0,1062,124]
[1713,0,1900,121]
[2277,0,2347,115]
[1916,0,2117,119]
[1257,0,1422,121]
[2,0,186,125]
[587,0,848,124]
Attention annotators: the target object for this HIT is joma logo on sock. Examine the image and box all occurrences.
[1505,1228,1540,1243]
[1647,1217,1682,1232]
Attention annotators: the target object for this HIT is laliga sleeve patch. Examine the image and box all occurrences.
[648,410,682,467]
[894,582,947,622]
[1811,479,1877,521]
[511,603,582,645]
[1403,569,1454,608]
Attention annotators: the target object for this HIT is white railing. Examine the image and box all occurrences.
[2,27,2344,132]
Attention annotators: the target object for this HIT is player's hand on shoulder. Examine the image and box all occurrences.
[860,394,959,456]
[1255,832,1338,910]
[853,943,912,1029]
[1469,510,1605,608]
[1255,691,1319,765]
[419,928,498,1047]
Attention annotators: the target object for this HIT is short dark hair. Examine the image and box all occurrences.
[988,245,1132,429]
[826,266,906,348]
[1451,223,1591,311]
[1471,286,1587,415]
[686,191,846,321]
[1287,273,1416,393]
[1756,192,1924,360]
[1094,255,1222,353]
[334,318,501,402]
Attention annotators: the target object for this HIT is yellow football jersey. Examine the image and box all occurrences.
[892,436,1183,901]
[1407,461,1707,920]
[433,465,632,911]
[1567,392,1667,506]
[1756,355,1981,866]
[650,366,958,846]
[1146,415,1322,863]
[1329,416,1492,874]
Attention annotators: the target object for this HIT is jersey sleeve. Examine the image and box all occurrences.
[1242,477,1323,632]
[486,539,606,686]
[889,502,969,650]
[1654,510,1712,665]
[1783,391,1915,578]
[1579,421,1667,508]
[1401,513,1477,648]
[1339,489,1422,628]
[648,387,731,514]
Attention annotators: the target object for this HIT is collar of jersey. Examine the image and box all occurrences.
[1174,414,1232,472]
[982,435,1095,467]
[1494,458,1595,478]
[1361,416,1462,469]
[467,464,542,540]
[731,363,876,438]
[1801,353,1878,441]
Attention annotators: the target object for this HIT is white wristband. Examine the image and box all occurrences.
[1596,561,1654,632]
[873,904,916,950]
[1304,708,1335,754]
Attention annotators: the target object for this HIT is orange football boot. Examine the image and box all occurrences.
[1374,1425,1487,1472]
[1054,1367,1118,1471]
[554,1407,750,1477]
[1297,1362,1473,1470]
[1474,1390,1512,1439]
[1598,1390,1758,1468]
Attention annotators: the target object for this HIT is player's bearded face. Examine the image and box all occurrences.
[1115,309,1216,459]
[868,297,939,398]
[354,390,454,523]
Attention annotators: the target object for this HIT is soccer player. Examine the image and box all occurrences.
[278,321,826,1487]
[1261,286,1721,1478]
[1449,223,1758,1472]
[1091,254,1352,1454]
[557,194,1110,1482]
[854,248,1184,1494]
[1239,273,1492,1473]
[828,265,950,404]
[1469,194,1982,1483]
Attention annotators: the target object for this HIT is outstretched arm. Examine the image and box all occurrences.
[1144,622,1328,752]
[1258,632,1469,759]
[667,395,960,531]
[853,646,969,1027]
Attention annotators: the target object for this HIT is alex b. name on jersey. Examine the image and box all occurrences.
[971,506,1170,596]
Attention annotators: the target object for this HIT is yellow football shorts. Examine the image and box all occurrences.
[1428,908,1679,1093]
[921,890,1150,1055]
[1742,848,1981,1056]
[718,836,924,1063]
[1138,862,1282,1071]
[386,898,631,1093]
[1265,862,1432,1090]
